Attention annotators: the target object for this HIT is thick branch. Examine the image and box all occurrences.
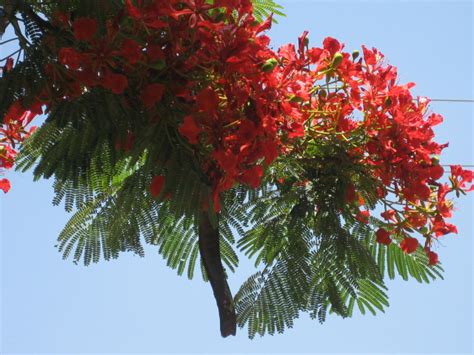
[0,0,57,43]
[198,211,236,337]
[21,3,56,33]
[0,1,15,38]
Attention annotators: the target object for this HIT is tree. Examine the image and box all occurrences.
[0,0,472,338]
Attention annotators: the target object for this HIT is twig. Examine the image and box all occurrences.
[0,36,18,45]
[0,48,20,62]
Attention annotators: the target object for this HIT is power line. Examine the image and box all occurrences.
[437,165,474,175]
[441,164,474,168]
[429,99,474,103]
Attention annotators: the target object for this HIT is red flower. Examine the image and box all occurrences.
[345,184,356,203]
[239,165,264,188]
[255,14,273,34]
[258,139,279,165]
[288,122,305,138]
[417,183,432,200]
[432,214,458,237]
[124,0,167,28]
[307,47,323,63]
[3,100,24,124]
[375,228,392,245]
[406,211,427,228]
[450,165,474,191]
[125,0,142,18]
[179,115,201,144]
[121,39,142,64]
[213,149,238,177]
[58,47,82,70]
[381,210,396,221]
[428,164,444,180]
[72,17,98,42]
[0,145,15,170]
[426,251,439,266]
[146,44,165,62]
[400,237,419,254]
[323,37,342,55]
[196,87,219,116]
[355,210,370,224]
[3,57,13,72]
[141,83,165,109]
[102,70,128,94]
[0,178,11,193]
[150,175,165,197]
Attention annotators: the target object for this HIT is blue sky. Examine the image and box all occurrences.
[1,1,473,354]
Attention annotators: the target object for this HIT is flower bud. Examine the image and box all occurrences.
[331,52,343,68]
[352,50,360,60]
[261,58,279,72]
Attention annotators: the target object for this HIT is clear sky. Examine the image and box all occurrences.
[1,1,473,354]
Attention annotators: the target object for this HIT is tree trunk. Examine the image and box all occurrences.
[198,211,236,337]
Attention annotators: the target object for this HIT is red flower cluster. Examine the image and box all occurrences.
[0,0,471,265]
[270,33,473,262]
[0,99,41,192]
[36,0,297,210]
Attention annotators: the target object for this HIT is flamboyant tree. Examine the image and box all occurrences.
[0,0,472,338]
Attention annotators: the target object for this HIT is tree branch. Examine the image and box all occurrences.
[198,211,237,337]
[0,0,58,43]
[0,1,15,38]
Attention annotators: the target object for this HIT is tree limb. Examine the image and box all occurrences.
[198,211,237,337]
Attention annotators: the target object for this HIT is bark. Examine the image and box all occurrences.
[198,211,236,337]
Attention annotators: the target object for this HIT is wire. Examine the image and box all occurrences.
[441,164,474,168]
[438,165,474,175]
[430,99,474,103]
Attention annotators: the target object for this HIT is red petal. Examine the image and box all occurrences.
[323,37,342,55]
[196,87,219,116]
[239,165,264,188]
[150,175,165,197]
[375,228,392,245]
[356,210,370,224]
[255,14,273,34]
[141,83,165,109]
[400,237,419,254]
[125,0,142,18]
[0,178,11,193]
[427,251,439,265]
[178,115,201,144]
[72,17,97,42]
